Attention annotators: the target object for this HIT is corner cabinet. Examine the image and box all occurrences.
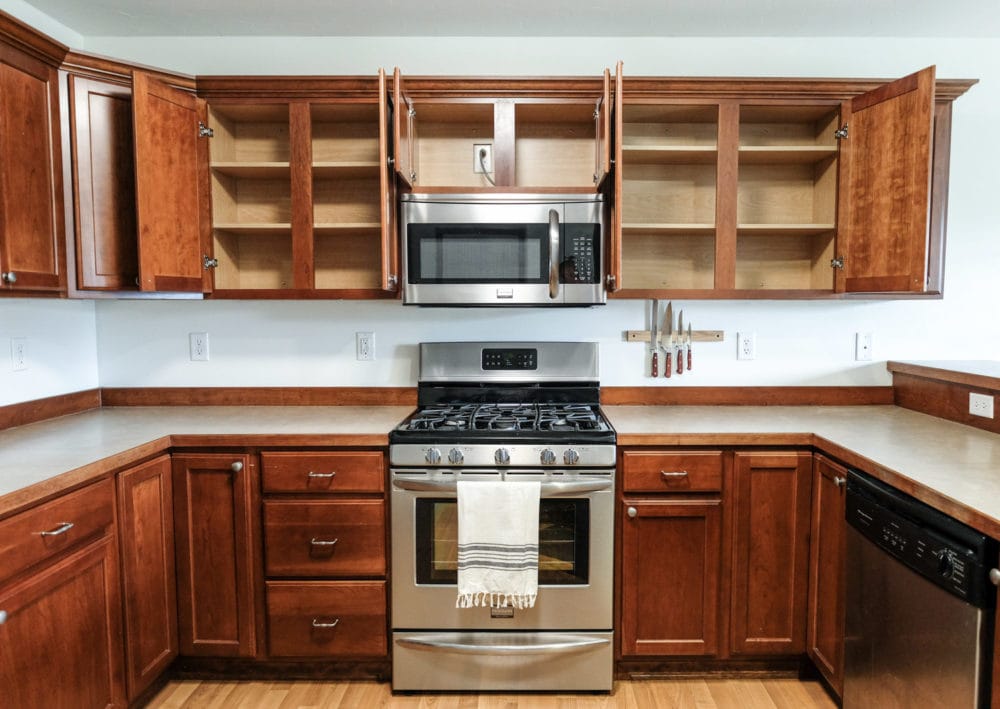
[197,72,399,297]
[608,66,973,298]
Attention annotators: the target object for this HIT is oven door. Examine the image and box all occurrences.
[390,471,613,630]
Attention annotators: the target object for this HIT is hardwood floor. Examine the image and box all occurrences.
[147,678,836,708]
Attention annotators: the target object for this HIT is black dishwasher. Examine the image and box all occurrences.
[844,470,997,708]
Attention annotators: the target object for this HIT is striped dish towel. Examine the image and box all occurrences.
[456,480,540,610]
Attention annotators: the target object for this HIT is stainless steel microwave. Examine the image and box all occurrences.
[401,193,606,306]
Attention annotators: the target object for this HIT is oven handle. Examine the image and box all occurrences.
[392,478,612,496]
[548,208,560,300]
[396,634,609,656]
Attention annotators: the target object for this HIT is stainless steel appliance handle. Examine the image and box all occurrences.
[393,478,612,496]
[397,634,609,656]
[548,208,560,300]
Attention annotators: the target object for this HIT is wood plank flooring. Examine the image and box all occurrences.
[147,678,837,708]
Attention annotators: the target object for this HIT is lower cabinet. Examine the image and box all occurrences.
[807,453,848,696]
[117,455,177,700]
[172,452,258,657]
[730,451,813,655]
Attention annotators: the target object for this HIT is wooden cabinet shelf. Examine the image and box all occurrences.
[623,223,716,235]
[738,146,837,164]
[622,146,717,164]
[737,223,836,236]
[211,161,291,178]
[213,223,292,235]
[312,161,380,178]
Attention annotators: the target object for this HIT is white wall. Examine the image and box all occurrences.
[4,23,1000,399]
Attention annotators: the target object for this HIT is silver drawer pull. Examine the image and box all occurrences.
[312,618,340,629]
[310,538,339,547]
[38,522,74,537]
[308,471,336,479]
[660,471,689,479]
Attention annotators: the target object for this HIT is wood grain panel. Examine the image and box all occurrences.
[621,450,723,493]
[892,372,1000,435]
[715,102,739,289]
[260,451,384,494]
[0,388,100,431]
[888,360,1000,391]
[290,101,313,290]
[378,68,399,292]
[601,386,893,406]
[100,386,417,407]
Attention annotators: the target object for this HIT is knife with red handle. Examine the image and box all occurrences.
[676,310,685,376]
[650,300,659,377]
[687,323,693,371]
[663,302,673,378]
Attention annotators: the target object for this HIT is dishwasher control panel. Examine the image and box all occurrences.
[846,470,996,608]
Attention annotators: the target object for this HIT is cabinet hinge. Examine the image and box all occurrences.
[606,274,617,289]
[386,274,398,289]
[834,124,848,140]
[203,255,219,269]
[408,107,416,119]
[830,256,845,270]
[198,122,214,138]
[593,108,600,121]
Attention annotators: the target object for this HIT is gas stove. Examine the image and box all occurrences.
[389,342,616,468]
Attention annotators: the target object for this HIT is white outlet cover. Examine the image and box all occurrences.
[189,332,209,361]
[969,392,995,419]
[737,332,756,360]
[11,337,27,371]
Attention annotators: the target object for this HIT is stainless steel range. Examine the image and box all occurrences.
[389,341,615,692]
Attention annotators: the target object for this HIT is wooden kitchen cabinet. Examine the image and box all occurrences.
[199,72,398,297]
[117,455,177,700]
[619,450,724,657]
[610,66,972,297]
[806,453,848,696]
[730,451,813,655]
[0,25,66,294]
[0,478,125,708]
[172,452,258,657]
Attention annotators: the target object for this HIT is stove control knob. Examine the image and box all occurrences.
[937,550,956,578]
[563,448,580,465]
[495,448,511,465]
[447,448,464,465]
[425,448,442,465]
[540,448,557,465]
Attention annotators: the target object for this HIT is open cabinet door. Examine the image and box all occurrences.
[594,67,611,189]
[379,68,399,293]
[393,67,415,188]
[606,61,623,292]
[836,66,935,293]
[133,71,210,292]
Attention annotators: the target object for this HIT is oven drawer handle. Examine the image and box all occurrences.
[393,479,612,495]
[396,634,609,656]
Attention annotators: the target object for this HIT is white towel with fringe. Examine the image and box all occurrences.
[456,480,540,609]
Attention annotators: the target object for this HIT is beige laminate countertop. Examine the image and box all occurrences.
[4,403,1000,540]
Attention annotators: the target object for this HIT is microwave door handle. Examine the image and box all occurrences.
[548,209,560,300]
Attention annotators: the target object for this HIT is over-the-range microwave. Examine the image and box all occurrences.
[400,193,606,306]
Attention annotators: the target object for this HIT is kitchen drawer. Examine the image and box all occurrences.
[261,451,384,494]
[0,478,115,583]
[622,451,723,493]
[263,500,385,577]
[266,580,387,658]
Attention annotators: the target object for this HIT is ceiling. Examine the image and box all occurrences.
[19,0,1000,37]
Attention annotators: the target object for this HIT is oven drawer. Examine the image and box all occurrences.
[261,451,384,494]
[263,500,385,577]
[622,451,723,493]
[0,478,115,583]
[266,580,386,658]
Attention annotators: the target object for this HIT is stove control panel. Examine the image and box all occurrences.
[391,444,617,469]
[481,348,537,370]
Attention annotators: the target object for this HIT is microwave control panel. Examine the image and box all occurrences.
[563,225,600,284]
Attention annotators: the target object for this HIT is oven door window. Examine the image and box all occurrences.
[414,498,590,585]
[408,224,548,284]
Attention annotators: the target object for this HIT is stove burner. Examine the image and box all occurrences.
[399,402,609,435]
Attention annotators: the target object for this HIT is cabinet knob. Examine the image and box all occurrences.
[231,461,244,472]
[0,610,7,624]
[1,271,16,284]
[990,569,1000,587]
[626,506,637,518]
[834,476,846,488]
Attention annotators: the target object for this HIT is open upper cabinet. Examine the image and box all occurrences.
[609,65,956,298]
[392,67,612,192]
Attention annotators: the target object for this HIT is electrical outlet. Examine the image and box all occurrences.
[473,144,493,174]
[737,332,756,361]
[11,337,27,371]
[189,332,209,361]
[855,332,873,361]
[969,393,995,419]
[357,332,375,361]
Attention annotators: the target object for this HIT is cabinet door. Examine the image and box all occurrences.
[133,70,210,292]
[807,454,848,696]
[594,67,611,189]
[392,67,415,188]
[0,46,64,292]
[731,451,812,655]
[172,453,257,657]
[0,537,125,708]
[117,455,177,700]
[607,60,622,293]
[837,66,935,293]
[68,74,138,291]
[620,499,721,656]
[378,67,399,292]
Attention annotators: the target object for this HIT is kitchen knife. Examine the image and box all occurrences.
[677,311,685,375]
[663,302,673,378]
[650,299,659,377]
[687,322,693,371]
